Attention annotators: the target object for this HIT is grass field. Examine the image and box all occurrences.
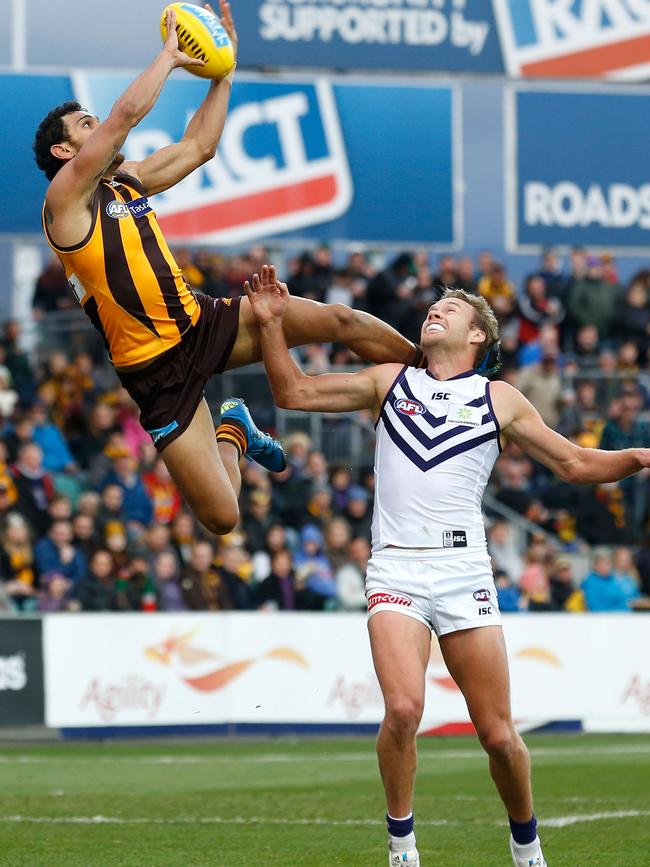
[0,734,648,866]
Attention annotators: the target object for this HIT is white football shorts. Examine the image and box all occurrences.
[365,546,501,637]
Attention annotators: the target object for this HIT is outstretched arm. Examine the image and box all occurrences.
[47,6,205,207]
[123,1,237,196]
[492,380,650,483]
[244,266,399,417]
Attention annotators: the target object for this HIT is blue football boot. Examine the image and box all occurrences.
[219,398,286,472]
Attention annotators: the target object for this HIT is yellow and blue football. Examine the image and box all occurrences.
[160,2,235,80]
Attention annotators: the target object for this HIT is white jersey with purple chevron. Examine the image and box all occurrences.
[371,366,501,551]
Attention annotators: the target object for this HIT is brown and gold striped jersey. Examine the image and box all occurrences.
[42,172,201,368]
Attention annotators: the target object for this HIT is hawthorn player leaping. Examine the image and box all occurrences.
[33,2,422,536]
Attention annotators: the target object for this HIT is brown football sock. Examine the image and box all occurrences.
[216,422,247,459]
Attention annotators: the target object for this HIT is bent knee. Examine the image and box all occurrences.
[477,723,522,759]
[384,697,424,736]
[198,503,240,536]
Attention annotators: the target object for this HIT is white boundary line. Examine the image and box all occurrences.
[0,743,648,765]
[1,811,649,827]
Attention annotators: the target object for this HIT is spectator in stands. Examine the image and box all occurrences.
[170,510,198,566]
[242,490,277,554]
[517,275,564,347]
[152,550,186,612]
[34,519,86,585]
[12,442,54,535]
[97,483,125,535]
[599,391,650,541]
[2,321,35,405]
[75,548,119,611]
[516,349,563,429]
[182,540,232,610]
[548,557,585,612]
[336,536,370,612]
[72,511,99,561]
[329,465,353,514]
[115,388,149,460]
[611,547,643,608]
[455,256,477,294]
[487,520,523,584]
[76,490,101,519]
[537,248,568,303]
[294,524,336,609]
[29,402,77,473]
[323,516,352,571]
[101,445,153,529]
[366,252,417,329]
[0,365,18,419]
[0,513,36,611]
[567,255,618,337]
[494,569,521,612]
[287,251,324,302]
[616,281,650,357]
[256,548,300,611]
[217,545,254,610]
[344,484,373,541]
[32,255,74,315]
[478,262,516,315]
[142,455,182,526]
[519,544,552,610]
[70,401,117,469]
[582,549,640,611]
[37,569,78,612]
[565,324,602,372]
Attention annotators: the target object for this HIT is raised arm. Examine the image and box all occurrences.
[244,266,399,417]
[123,1,237,196]
[47,6,205,208]
[491,380,650,483]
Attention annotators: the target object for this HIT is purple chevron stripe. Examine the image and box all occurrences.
[383,387,494,450]
[381,414,497,472]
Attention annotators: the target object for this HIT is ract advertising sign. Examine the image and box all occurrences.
[237,0,504,73]
[74,73,457,246]
[508,88,650,251]
[493,0,650,78]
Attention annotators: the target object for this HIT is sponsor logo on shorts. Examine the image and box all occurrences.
[473,588,491,602]
[442,530,467,548]
[221,298,232,306]
[394,398,425,416]
[367,592,412,611]
[478,606,492,615]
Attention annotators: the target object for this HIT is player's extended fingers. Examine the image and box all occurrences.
[260,264,270,285]
[268,265,277,284]
[252,272,261,291]
[243,280,253,299]
[165,7,177,41]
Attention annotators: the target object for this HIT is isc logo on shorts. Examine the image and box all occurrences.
[367,592,412,611]
[394,398,425,416]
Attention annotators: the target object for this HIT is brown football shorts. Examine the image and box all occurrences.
[117,294,241,452]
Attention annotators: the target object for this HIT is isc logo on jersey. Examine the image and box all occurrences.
[394,399,425,416]
[493,0,650,78]
[112,79,352,244]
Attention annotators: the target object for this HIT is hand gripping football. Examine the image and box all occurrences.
[160,2,235,79]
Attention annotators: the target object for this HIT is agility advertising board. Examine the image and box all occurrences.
[43,613,650,732]
[1,72,456,247]
[508,87,650,253]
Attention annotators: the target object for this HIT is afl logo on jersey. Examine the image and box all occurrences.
[473,588,491,602]
[394,398,425,416]
[106,201,130,219]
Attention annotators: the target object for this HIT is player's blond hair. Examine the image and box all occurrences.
[441,287,500,368]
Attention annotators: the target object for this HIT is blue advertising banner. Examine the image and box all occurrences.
[236,0,504,73]
[6,73,457,247]
[509,88,650,252]
[0,75,75,235]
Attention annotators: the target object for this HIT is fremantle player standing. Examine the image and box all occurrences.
[246,265,650,867]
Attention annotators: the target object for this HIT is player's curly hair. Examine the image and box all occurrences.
[33,101,83,181]
[441,287,500,369]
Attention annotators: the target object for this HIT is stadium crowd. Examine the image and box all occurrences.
[1,243,650,615]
